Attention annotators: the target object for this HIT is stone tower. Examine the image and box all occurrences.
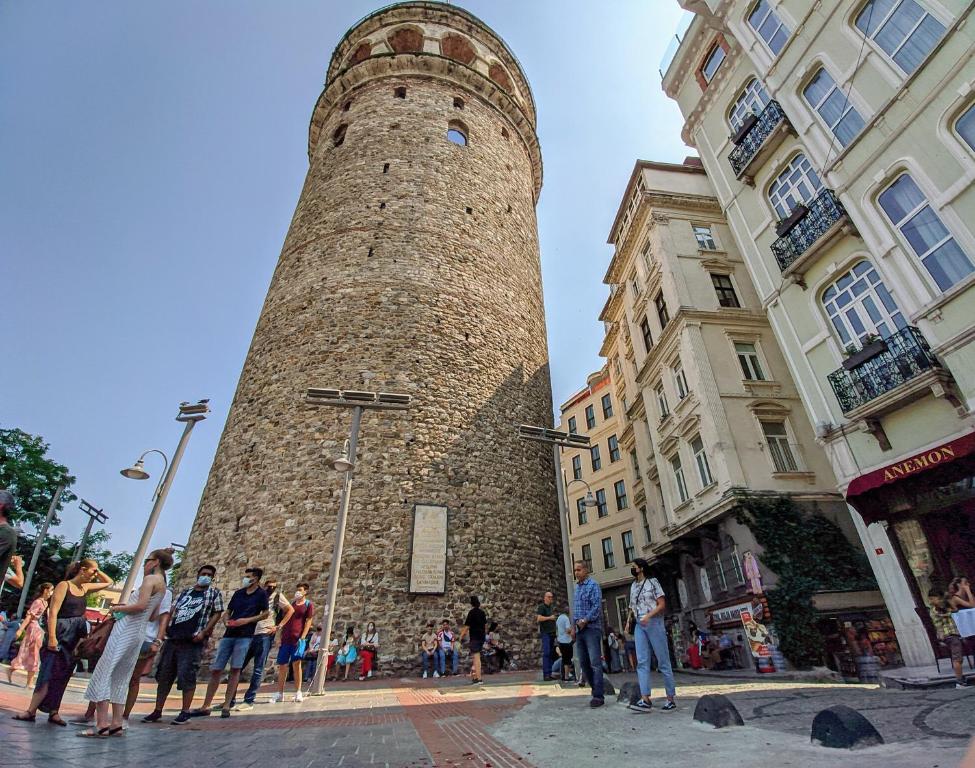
[183,2,561,668]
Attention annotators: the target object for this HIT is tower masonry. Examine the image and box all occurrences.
[183,2,562,669]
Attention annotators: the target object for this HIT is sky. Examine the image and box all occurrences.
[0,1,691,556]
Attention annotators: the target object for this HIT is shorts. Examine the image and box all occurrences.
[276,643,303,665]
[131,640,159,681]
[211,636,253,672]
[469,637,484,654]
[944,634,963,664]
[337,647,357,665]
[156,640,204,691]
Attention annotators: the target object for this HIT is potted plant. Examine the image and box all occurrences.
[775,204,809,237]
[842,333,888,370]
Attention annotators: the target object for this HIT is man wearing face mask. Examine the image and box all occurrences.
[193,566,270,719]
[272,582,314,703]
[144,564,224,725]
[234,578,292,711]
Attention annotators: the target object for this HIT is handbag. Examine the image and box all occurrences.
[74,617,115,660]
[624,580,649,635]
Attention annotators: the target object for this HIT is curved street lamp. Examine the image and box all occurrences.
[567,478,598,508]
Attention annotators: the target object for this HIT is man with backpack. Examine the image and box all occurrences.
[235,577,292,710]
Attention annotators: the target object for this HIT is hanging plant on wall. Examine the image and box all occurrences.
[734,493,876,669]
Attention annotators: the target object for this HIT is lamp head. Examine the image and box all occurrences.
[330,441,355,473]
[584,492,597,508]
[120,459,150,481]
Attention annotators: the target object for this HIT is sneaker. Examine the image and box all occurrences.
[589,698,604,708]
[141,710,163,723]
[422,671,428,679]
[661,700,677,712]
[367,671,373,678]
[543,675,555,682]
[956,681,970,689]
[233,702,254,712]
[187,708,211,718]
[433,671,440,678]
[629,700,652,713]
[269,693,282,703]
[172,711,192,725]
[293,692,304,703]
[358,675,366,681]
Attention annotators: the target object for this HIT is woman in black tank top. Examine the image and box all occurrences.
[13,558,112,725]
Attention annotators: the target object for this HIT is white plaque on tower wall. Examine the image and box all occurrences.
[408,503,448,594]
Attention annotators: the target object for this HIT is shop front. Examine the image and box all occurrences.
[846,431,975,666]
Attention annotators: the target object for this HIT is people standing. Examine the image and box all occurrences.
[0,490,24,592]
[358,621,379,681]
[420,621,439,679]
[461,596,486,685]
[193,566,269,719]
[122,583,172,726]
[628,558,676,713]
[929,588,969,688]
[13,559,112,726]
[273,582,314,702]
[80,549,172,737]
[536,591,557,681]
[143,564,224,725]
[556,606,575,682]
[5,583,53,687]
[236,577,291,710]
[572,560,604,707]
[607,627,623,673]
[437,620,458,677]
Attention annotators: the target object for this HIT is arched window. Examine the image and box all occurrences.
[821,260,906,348]
[332,124,348,147]
[388,26,423,54]
[802,67,865,147]
[767,153,823,219]
[747,0,790,55]
[447,121,468,146]
[488,63,513,91]
[855,0,945,75]
[728,77,770,131]
[441,33,476,65]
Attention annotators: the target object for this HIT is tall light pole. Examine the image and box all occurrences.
[72,499,108,562]
[517,425,592,616]
[14,483,64,618]
[118,400,209,602]
[304,387,412,696]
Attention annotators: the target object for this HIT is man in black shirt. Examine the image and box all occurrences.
[461,595,486,685]
[193,566,269,719]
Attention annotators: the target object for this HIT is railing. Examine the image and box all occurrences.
[728,100,788,177]
[827,326,940,414]
[658,11,695,79]
[771,189,847,272]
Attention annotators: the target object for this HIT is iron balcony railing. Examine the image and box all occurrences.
[728,100,788,177]
[827,326,940,414]
[771,189,847,272]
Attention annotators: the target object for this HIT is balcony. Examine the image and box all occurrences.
[728,100,792,184]
[770,189,857,282]
[827,327,962,447]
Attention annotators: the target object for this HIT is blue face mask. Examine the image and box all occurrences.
[197,575,212,587]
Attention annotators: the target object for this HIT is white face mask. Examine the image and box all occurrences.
[241,577,252,588]
[294,591,304,600]
[197,575,212,587]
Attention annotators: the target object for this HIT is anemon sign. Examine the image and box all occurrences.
[883,444,957,482]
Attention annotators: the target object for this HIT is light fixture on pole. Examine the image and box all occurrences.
[118,400,209,602]
[566,479,598,509]
[304,386,412,696]
[517,424,591,618]
[14,483,65,619]
[72,499,109,562]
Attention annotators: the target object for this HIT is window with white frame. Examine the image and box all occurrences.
[855,0,946,75]
[585,404,596,429]
[655,291,670,329]
[601,393,614,419]
[656,382,670,419]
[761,420,799,473]
[768,153,823,219]
[802,67,866,148]
[701,44,726,83]
[711,273,741,308]
[671,454,690,503]
[608,434,621,463]
[693,224,717,250]
[956,103,975,152]
[630,277,641,298]
[673,364,689,400]
[821,260,906,348]
[567,416,577,434]
[595,488,608,518]
[642,241,654,273]
[590,444,602,472]
[691,435,714,487]
[576,497,588,525]
[581,543,593,571]
[640,316,653,353]
[614,479,628,510]
[571,454,582,481]
[601,537,615,569]
[640,506,652,543]
[878,174,974,290]
[735,342,766,381]
[621,530,636,563]
[728,77,771,132]
[747,0,790,55]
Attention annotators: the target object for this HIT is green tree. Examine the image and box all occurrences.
[0,428,76,528]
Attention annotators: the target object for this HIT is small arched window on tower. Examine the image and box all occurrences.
[394,86,407,99]
[453,96,464,109]
[333,124,348,147]
[447,120,468,147]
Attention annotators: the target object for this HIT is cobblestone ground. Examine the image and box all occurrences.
[2,670,973,767]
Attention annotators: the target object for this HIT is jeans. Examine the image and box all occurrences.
[574,625,604,701]
[540,633,555,677]
[0,619,21,661]
[420,649,441,674]
[242,633,274,704]
[438,648,458,675]
[634,617,675,699]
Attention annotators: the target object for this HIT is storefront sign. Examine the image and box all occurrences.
[847,432,975,498]
[710,601,753,626]
[740,609,772,658]
[408,504,448,594]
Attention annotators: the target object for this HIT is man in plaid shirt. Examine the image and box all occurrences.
[143,564,225,724]
[572,560,605,707]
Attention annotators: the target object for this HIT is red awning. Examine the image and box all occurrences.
[846,432,975,499]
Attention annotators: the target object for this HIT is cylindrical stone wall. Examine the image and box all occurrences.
[183,2,562,669]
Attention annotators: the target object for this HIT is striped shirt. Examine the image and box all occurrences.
[573,577,602,627]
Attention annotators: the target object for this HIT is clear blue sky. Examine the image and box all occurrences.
[0,1,690,555]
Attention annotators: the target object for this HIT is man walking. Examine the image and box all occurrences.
[536,591,557,681]
[143,564,224,725]
[461,596,486,685]
[193,566,269,719]
[556,605,575,682]
[236,577,291,710]
[572,561,604,707]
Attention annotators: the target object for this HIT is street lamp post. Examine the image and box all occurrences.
[517,425,593,617]
[72,499,108,562]
[118,400,209,602]
[15,483,65,618]
[304,387,412,696]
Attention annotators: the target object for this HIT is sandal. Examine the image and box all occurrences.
[108,726,125,736]
[48,714,67,727]
[12,713,36,722]
[77,727,111,738]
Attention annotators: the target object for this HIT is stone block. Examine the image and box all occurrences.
[810,704,884,749]
[693,694,745,728]
[617,680,641,705]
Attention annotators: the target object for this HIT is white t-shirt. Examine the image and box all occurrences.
[556,614,572,644]
[144,588,173,642]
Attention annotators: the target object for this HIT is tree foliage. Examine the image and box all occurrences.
[0,428,76,528]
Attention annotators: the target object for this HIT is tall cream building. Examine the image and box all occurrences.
[661,0,975,667]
